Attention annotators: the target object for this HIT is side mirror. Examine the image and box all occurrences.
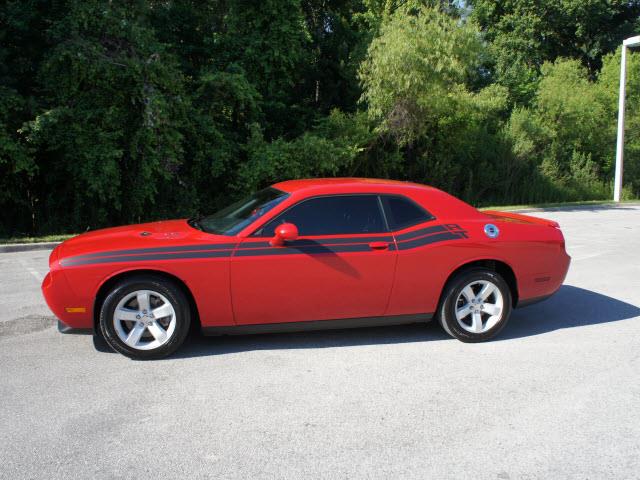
[270,223,299,246]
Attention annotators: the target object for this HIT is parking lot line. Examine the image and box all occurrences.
[26,267,43,282]
[17,258,44,282]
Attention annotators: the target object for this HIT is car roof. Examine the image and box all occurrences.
[272,177,433,194]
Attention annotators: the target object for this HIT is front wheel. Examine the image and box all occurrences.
[438,269,512,342]
[99,275,191,359]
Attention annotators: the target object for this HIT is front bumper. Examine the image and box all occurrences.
[57,320,93,335]
[42,269,93,329]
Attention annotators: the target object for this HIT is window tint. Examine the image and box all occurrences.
[194,187,288,235]
[258,195,386,236]
[381,195,433,230]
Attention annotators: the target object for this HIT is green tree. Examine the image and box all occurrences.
[213,0,311,138]
[0,88,36,235]
[147,0,225,77]
[185,66,263,212]
[22,0,191,232]
[501,52,640,203]
[1,0,639,237]
[470,0,640,105]
[359,4,510,202]
[301,0,370,114]
[360,5,483,140]
[239,110,378,191]
[597,49,640,197]
[0,0,65,234]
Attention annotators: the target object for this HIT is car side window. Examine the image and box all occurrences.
[257,195,387,237]
[381,195,433,231]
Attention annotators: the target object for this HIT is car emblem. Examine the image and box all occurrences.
[484,224,500,238]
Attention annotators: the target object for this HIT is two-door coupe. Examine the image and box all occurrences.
[42,178,570,359]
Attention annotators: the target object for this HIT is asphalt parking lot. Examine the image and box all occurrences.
[1,206,639,480]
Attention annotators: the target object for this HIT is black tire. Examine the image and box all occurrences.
[437,268,512,342]
[99,274,191,359]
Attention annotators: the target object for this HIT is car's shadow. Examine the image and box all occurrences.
[93,285,639,359]
[497,285,639,340]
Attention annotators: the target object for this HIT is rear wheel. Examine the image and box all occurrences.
[99,275,191,359]
[438,269,512,342]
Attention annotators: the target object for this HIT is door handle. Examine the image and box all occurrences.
[369,241,389,250]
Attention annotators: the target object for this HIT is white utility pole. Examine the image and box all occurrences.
[614,36,640,202]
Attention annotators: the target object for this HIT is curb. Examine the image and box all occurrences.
[0,242,60,253]
[503,202,640,214]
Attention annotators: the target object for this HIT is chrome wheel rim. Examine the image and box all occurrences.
[455,280,504,334]
[113,290,177,350]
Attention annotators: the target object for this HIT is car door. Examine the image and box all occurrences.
[380,194,469,316]
[230,194,398,325]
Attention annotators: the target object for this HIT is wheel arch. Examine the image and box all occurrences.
[93,269,201,332]
[439,259,519,308]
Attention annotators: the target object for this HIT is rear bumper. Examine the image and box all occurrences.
[517,293,554,308]
[517,248,570,308]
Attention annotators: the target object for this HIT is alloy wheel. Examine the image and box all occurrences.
[454,280,504,334]
[112,289,177,350]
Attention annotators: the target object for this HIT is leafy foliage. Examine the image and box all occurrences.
[0,0,639,235]
[469,0,640,105]
[360,5,483,142]
[19,1,191,232]
[359,5,512,202]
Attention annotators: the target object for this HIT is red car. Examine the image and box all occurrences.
[42,178,570,359]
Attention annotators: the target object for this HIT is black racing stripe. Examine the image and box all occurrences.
[67,242,239,260]
[64,241,398,265]
[394,224,448,242]
[310,235,393,245]
[60,249,232,266]
[234,243,377,257]
[396,228,460,245]
[237,241,271,249]
[59,226,463,265]
[444,223,464,232]
[239,235,394,249]
[396,231,466,250]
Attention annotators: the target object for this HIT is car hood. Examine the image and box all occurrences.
[55,219,236,265]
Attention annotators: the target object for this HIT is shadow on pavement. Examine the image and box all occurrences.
[500,285,639,340]
[94,285,639,359]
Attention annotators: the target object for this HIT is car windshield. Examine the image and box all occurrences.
[190,187,289,235]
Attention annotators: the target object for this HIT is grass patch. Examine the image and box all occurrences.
[0,234,76,245]
[478,199,639,211]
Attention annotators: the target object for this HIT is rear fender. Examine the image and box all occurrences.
[482,210,559,228]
